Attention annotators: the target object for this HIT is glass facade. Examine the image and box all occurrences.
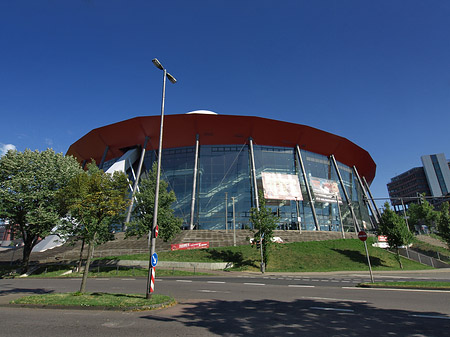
[135,143,374,233]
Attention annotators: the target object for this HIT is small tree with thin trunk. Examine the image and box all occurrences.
[250,193,279,269]
[407,195,438,233]
[378,202,414,269]
[59,163,129,293]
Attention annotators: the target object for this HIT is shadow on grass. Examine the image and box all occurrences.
[332,249,384,267]
[205,250,257,268]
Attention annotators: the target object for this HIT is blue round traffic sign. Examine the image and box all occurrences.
[151,252,158,267]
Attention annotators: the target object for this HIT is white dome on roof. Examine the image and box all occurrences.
[186,110,218,115]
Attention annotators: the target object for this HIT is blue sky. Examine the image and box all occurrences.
[1,0,450,202]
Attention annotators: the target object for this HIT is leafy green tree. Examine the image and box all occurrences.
[407,195,438,232]
[126,162,182,242]
[59,163,130,293]
[378,202,414,269]
[437,202,450,249]
[250,193,279,270]
[0,149,81,271]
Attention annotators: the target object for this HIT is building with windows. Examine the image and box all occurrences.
[387,153,450,207]
[67,112,378,233]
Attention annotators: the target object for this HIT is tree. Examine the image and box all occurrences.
[250,193,279,271]
[407,195,438,233]
[0,149,81,271]
[437,202,450,249]
[59,163,130,293]
[126,162,182,242]
[378,202,414,269]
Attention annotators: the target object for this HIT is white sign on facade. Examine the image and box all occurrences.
[261,172,303,201]
[309,176,342,203]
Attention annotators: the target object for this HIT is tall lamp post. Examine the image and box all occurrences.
[146,58,177,299]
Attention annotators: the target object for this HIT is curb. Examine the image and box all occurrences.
[357,284,450,291]
[3,299,177,312]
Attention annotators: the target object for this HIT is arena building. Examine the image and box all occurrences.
[66,111,379,233]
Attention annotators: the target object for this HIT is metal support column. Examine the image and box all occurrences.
[336,194,345,238]
[362,176,382,221]
[295,145,320,231]
[189,134,200,230]
[124,137,149,230]
[353,165,379,225]
[225,192,228,233]
[99,145,109,169]
[248,137,259,210]
[401,198,410,232]
[330,155,360,233]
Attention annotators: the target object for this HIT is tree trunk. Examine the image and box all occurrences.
[79,234,96,293]
[21,244,33,273]
[396,248,403,269]
[21,236,37,273]
[76,238,85,272]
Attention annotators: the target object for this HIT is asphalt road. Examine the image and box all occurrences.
[1,270,450,336]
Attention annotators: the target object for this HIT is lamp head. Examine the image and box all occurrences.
[167,73,177,84]
[152,58,164,70]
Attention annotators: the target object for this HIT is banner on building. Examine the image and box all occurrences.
[309,176,342,203]
[261,172,303,201]
[170,242,210,251]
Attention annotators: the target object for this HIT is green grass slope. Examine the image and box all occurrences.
[115,238,432,272]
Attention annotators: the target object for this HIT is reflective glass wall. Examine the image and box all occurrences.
[139,143,374,232]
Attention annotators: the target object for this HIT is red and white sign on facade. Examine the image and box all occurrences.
[171,242,210,251]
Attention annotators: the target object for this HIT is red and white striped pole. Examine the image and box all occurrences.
[149,267,156,293]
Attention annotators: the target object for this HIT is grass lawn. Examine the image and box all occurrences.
[101,238,433,272]
[359,281,450,290]
[10,292,176,311]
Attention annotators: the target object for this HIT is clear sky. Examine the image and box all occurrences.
[1,1,450,203]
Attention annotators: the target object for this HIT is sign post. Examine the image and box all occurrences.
[149,252,158,294]
[358,231,374,283]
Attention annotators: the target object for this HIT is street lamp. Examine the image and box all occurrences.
[146,58,177,299]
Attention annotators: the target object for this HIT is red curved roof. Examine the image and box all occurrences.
[66,114,376,184]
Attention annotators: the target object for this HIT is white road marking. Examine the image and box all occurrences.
[310,306,354,312]
[176,280,193,283]
[302,296,367,303]
[342,287,450,293]
[199,290,218,293]
[409,314,450,320]
[288,285,315,288]
[207,281,226,284]
[244,282,265,286]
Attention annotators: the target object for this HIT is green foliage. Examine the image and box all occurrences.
[59,163,130,292]
[378,202,414,268]
[407,195,438,231]
[250,193,279,266]
[437,202,450,249]
[126,162,182,242]
[0,149,81,270]
[59,163,130,244]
